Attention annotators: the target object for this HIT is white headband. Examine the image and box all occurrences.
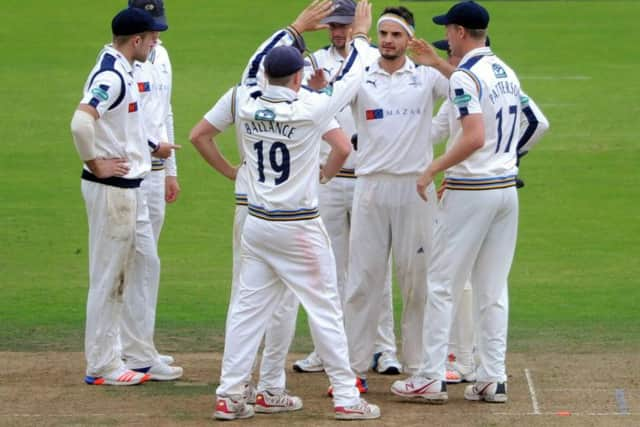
[377,14,415,37]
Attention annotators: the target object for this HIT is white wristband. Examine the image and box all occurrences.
[70,110,96,161]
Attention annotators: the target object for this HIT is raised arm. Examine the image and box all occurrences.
[241,0,334,87]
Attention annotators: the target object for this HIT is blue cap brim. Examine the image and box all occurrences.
[432,14,449,25]
[152,15,168,31]
[432,40,449,52]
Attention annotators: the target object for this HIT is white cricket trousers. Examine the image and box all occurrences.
[318,177,397,354]
[448,283,475,368]
[344,174,435,375]
[421,187,518,383]
[229,204,298,392]
[142,168,166,242]
[119,171,164,369]
[218,216,360,407]
[82,180,156,375]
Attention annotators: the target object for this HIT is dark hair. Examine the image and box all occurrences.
[381,6,415,28]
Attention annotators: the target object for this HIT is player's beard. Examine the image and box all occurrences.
[381,52,401,61]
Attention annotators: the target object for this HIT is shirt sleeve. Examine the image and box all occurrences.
[321,118,340,136]
[517,91,550,155]
[204,87,236,132]
[241,27,304,89]
[430,101,450,145]
[81,70,124,117]
[449,69,482,119]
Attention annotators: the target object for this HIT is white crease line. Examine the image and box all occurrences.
[616,389,630,415]
[0,414,150,418]
[524,368,541,415]
[495,412,636,417]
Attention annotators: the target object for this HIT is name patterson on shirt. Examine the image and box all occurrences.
[488,80,520,105]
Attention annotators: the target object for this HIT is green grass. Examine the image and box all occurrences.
[0,1,638,353]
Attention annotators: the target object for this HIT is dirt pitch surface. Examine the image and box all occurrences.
[1,352,638,426]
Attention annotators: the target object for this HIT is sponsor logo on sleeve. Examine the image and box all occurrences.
[91,87,109,101]
[453,93,472,107]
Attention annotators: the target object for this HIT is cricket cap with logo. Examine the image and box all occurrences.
[321,0,356,25]
[112,7,168,36]
[432,1,489,30]
[129,0,168,29]
[263,46,305,78]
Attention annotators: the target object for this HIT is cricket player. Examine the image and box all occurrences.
[392,0,547,403]
[119,0,183,381]
[293,0,402,377]
[429,37,549,384]
[191,1,354,411]
[213,0,381,420]
[341,5,453,384]
[70,8,168,386]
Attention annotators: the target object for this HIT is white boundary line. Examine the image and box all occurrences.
[524,368,541,415]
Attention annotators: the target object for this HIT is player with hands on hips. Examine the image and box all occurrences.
[70,7,167,386]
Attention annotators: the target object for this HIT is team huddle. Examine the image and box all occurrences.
[70,0,549,422]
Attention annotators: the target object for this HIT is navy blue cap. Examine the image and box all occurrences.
[433,1,489,30]
[432,35,490,52]
[128,0,168,29]
[112,7,168,35]
[263,46,305,78]
[321,0,356,25]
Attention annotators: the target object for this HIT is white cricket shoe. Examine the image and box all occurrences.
[335,399,380,420]
[254,390,303,413]
[158,354,175,365]
[464,381,508,403]
[243,382,257,405]
[292,351,324,373]
[445,353,476,383]
[390,376,448,403]
[372,351,402,375]
[213,395,255,420]
[137,362,183,381]
[84,367,150,386]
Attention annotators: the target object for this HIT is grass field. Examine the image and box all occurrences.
[1,0,638,362]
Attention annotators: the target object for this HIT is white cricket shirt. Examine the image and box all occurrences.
[80,45,150,180]
[352,57,449,176]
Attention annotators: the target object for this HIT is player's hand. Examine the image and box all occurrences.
[351,0,372,37]
[165,176,180,203]
[291,0,334,33]
[516,176,525,189]
[86,158,130,178]
[308,69,328,91]
[417,168,434,201]
[153,142,182,159]
[408,39,440,67]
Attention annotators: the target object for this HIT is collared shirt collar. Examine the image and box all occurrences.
[370,56,415,76]
[263,85,298,102]
[104,44,134,75]
[459,46,493,65]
